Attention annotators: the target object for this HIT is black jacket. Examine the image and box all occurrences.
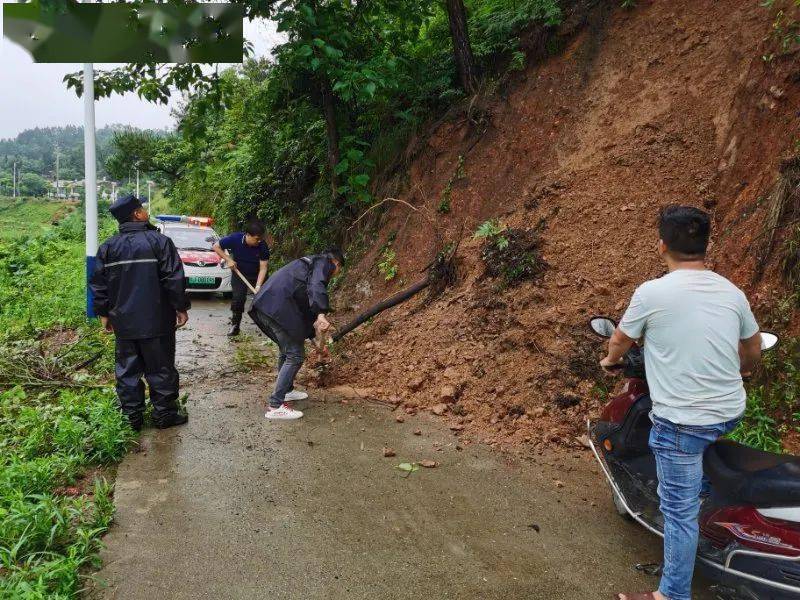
[251,254,333,341]
[90,221,190,340]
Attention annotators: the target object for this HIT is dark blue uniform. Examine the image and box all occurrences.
[250,254,333,341]
[90,220,190,429]
[219,232,270,327]
[249,254,335,408]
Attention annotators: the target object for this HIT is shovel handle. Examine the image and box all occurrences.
[233,268,258,294]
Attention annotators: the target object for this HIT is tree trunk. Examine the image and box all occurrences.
[445,0,477,94]
[332,278,431,342]
[319,76,342,199]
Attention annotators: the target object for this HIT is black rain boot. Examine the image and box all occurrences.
[154,413,188,429]
[228,312,242,337]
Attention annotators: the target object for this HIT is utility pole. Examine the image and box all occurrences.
[147,180,152,205]
[55,147,60,199]
[12,162,17,198]
[111,181,116,203]
[83,63,98,318]
[136,166,140,198]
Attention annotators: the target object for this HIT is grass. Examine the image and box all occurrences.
[0,196,74,241]
[729,336,800,452]
[0,206,134,597]
[232,334,276,373]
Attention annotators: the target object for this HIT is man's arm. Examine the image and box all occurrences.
[308,259,332,334]
[89,247,112,332]
[212,241,236,270]
[739,332,762,376]
[601,328,636,371]
[157,236,191,322]
[256,259,268,290]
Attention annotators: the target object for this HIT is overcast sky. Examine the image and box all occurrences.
[0,13,282,140]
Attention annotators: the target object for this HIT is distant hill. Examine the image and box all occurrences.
[0,124,163,196]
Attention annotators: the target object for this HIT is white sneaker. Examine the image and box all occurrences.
[284,389,309,401]
[265,404,304,420]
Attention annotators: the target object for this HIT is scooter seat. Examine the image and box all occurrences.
[704,439,800,508]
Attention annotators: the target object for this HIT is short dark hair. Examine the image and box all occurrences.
[326,247,345,266]
[245,220,266,237]
[658,205,710,258]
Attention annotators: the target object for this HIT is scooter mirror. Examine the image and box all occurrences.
[761,331,779,351]
[589,317,617,338]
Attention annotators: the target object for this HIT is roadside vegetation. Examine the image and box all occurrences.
[83,0,562,257]
[0,197,74,241]
[0,202,133,597]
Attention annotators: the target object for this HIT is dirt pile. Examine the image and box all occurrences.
[317,0,800,452]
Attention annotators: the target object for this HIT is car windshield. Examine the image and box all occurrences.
[165,227,217,251]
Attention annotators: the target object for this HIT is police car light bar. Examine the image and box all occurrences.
[155,215,214,226]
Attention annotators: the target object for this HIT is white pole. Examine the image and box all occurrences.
[12,162,16,198]
[83,63,98,318]
[136,167,140,198]
[147,180,152,204]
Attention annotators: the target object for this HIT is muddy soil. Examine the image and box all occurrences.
[329,0,800,451]
[90,297,714,599]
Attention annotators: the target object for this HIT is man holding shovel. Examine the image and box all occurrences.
[249,248,343,420]
[212,220,270,337]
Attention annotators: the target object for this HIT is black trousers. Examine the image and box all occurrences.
[231,271,258,316]
[115,333,180,427]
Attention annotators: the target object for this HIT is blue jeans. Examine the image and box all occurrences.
[649,415,740,600]
[257,312,305,409]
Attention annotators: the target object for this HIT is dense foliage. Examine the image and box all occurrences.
[85,0,561,255]
[0,201,132,597]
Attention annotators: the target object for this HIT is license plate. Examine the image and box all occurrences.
[188,276,215,285]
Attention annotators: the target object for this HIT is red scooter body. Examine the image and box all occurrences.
[587,317,800,599]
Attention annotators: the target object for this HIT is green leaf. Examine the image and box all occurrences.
[345,149,363,162]
[310,57,320,71]
[312,38,326,47]
[298,44,313,57]
[334,159,350,175]
[352,173,370,188]
[363,82,377,98]
[397,462,419,472]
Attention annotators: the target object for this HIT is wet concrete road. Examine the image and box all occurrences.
[92,297,714,599]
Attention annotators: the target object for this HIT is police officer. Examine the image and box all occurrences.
[90,195,191,431]
[249,248,343,420]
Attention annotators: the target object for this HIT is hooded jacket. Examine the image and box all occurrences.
[251,254,334,341]
[90,221,190,339]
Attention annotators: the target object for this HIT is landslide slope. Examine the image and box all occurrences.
[323,0,800,452]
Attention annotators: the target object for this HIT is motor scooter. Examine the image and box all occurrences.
[587,316,800,599]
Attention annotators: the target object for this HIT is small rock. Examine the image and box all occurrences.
[407,377,424,391]
[431,403,449,416]
[528,523,541,533]
[554,480,565,488]
[419,460,438,468]
[395,415,405,423]
[382,447,396,457]
[440,385,457,402]
[413,429,422,436]
[450,424,465,431]
[530,407,546,418]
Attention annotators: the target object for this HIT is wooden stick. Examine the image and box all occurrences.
[233,268,258,294]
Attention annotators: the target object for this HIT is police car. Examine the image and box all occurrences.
[155,215,232,294]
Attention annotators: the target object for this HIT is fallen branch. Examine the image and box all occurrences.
[332,242,459,343]
[332,278,430,342]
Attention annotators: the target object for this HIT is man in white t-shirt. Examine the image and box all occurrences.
[600,205,762,600]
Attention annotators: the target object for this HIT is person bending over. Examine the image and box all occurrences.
[250,248,343,420]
